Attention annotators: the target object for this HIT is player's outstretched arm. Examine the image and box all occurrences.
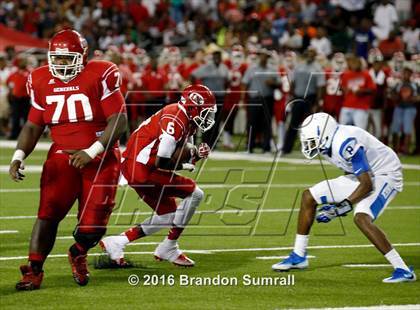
[9,121,45,182]
[69,112,127,169]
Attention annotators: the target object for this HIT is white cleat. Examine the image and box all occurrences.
[154,239,195,267]
[99,235,129,266]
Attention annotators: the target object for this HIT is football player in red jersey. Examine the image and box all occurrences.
[274,51,295,151]
[223,44,248,149]
[100,84,215,267]
[8,30,127,290]
[322,52,346,119]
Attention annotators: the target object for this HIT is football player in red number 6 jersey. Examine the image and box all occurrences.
[100,84,215,267]
[9,30,127,290]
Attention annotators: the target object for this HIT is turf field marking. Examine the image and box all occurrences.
[342,264,391,268]
[0,230,18,234]
[1,206,419,220]
[0,243,418,261]
[256,255,316,260]
[1,182,420,193]
[303,305,420,310]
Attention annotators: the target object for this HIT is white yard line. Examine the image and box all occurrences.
[1,182,420,193]
[0,206,419,220]
[1,141,420,170]
[0,242,419,261]
[295,305,420,310]
[342,264,391,268]
[0,230,18,234]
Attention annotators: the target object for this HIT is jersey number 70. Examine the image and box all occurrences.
[46,94,93,124]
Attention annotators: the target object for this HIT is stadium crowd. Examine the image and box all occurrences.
[0,0,419,154]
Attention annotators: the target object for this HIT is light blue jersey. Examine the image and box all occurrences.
[321,125,403,191]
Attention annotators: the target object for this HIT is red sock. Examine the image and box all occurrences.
[167,226,184,240]
[124,226,145,241]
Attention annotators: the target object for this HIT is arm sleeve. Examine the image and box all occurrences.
[26,73,45,126]
[339,137,362,161]
[351,146,370,176]
[100,65,127,117]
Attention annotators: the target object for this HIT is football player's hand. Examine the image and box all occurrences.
[9,160,25,182]
[69,151,93,169]
[197,143,210,159]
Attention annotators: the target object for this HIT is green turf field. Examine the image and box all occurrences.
[0,145,419,310]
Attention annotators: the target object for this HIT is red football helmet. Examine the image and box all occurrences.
[180,84,217,132]
[48,29,88,81]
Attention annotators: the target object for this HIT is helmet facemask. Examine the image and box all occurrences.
[48,50,83,82]
[193,105,217,132]
[301,136,321,159]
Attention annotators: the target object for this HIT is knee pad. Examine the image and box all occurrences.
[73,230,104,249]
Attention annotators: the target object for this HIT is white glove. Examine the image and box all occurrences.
[181,163,195,172]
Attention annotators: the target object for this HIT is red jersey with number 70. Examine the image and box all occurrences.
[27,60,126,149]
[123,103,193,167]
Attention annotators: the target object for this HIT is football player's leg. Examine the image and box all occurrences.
[353,177,415,282]
[148,170,202,266]
[17,154,80,290]
[69,153,120,285]
[273,176,358,271]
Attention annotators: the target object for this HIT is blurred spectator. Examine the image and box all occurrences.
[241,50,278,153]
[353,18,375,60]
[141,57,167,117]
[372,0,398,40]
[192,50,229,147]
[6,57,30,140]
[390,67,418,154]
[0,54,12,136]
[339,56,376,130]
[323,52,346,119]
[402,19,419,54]
[310,26,332,56]
[65,3,89,33]
[378,30,405,60]
[170,0,185,24]
[368,48,387,139]
[279,24,303,50]
[283,48,325,155]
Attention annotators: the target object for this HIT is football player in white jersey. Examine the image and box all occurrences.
[272,113,416,283]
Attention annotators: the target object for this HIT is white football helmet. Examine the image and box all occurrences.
[300,112,338,159]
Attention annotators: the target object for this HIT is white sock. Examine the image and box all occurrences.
[117,234,130,246]
[173,187,204,228]
[293,234,309,257]
[384,248,410,271]
[140,212,175,235]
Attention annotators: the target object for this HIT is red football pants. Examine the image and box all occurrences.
[37,144,120,234]
[122,159,196,215]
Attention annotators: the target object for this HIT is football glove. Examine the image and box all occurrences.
[316,199,353,223]
[197,143,210,159]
